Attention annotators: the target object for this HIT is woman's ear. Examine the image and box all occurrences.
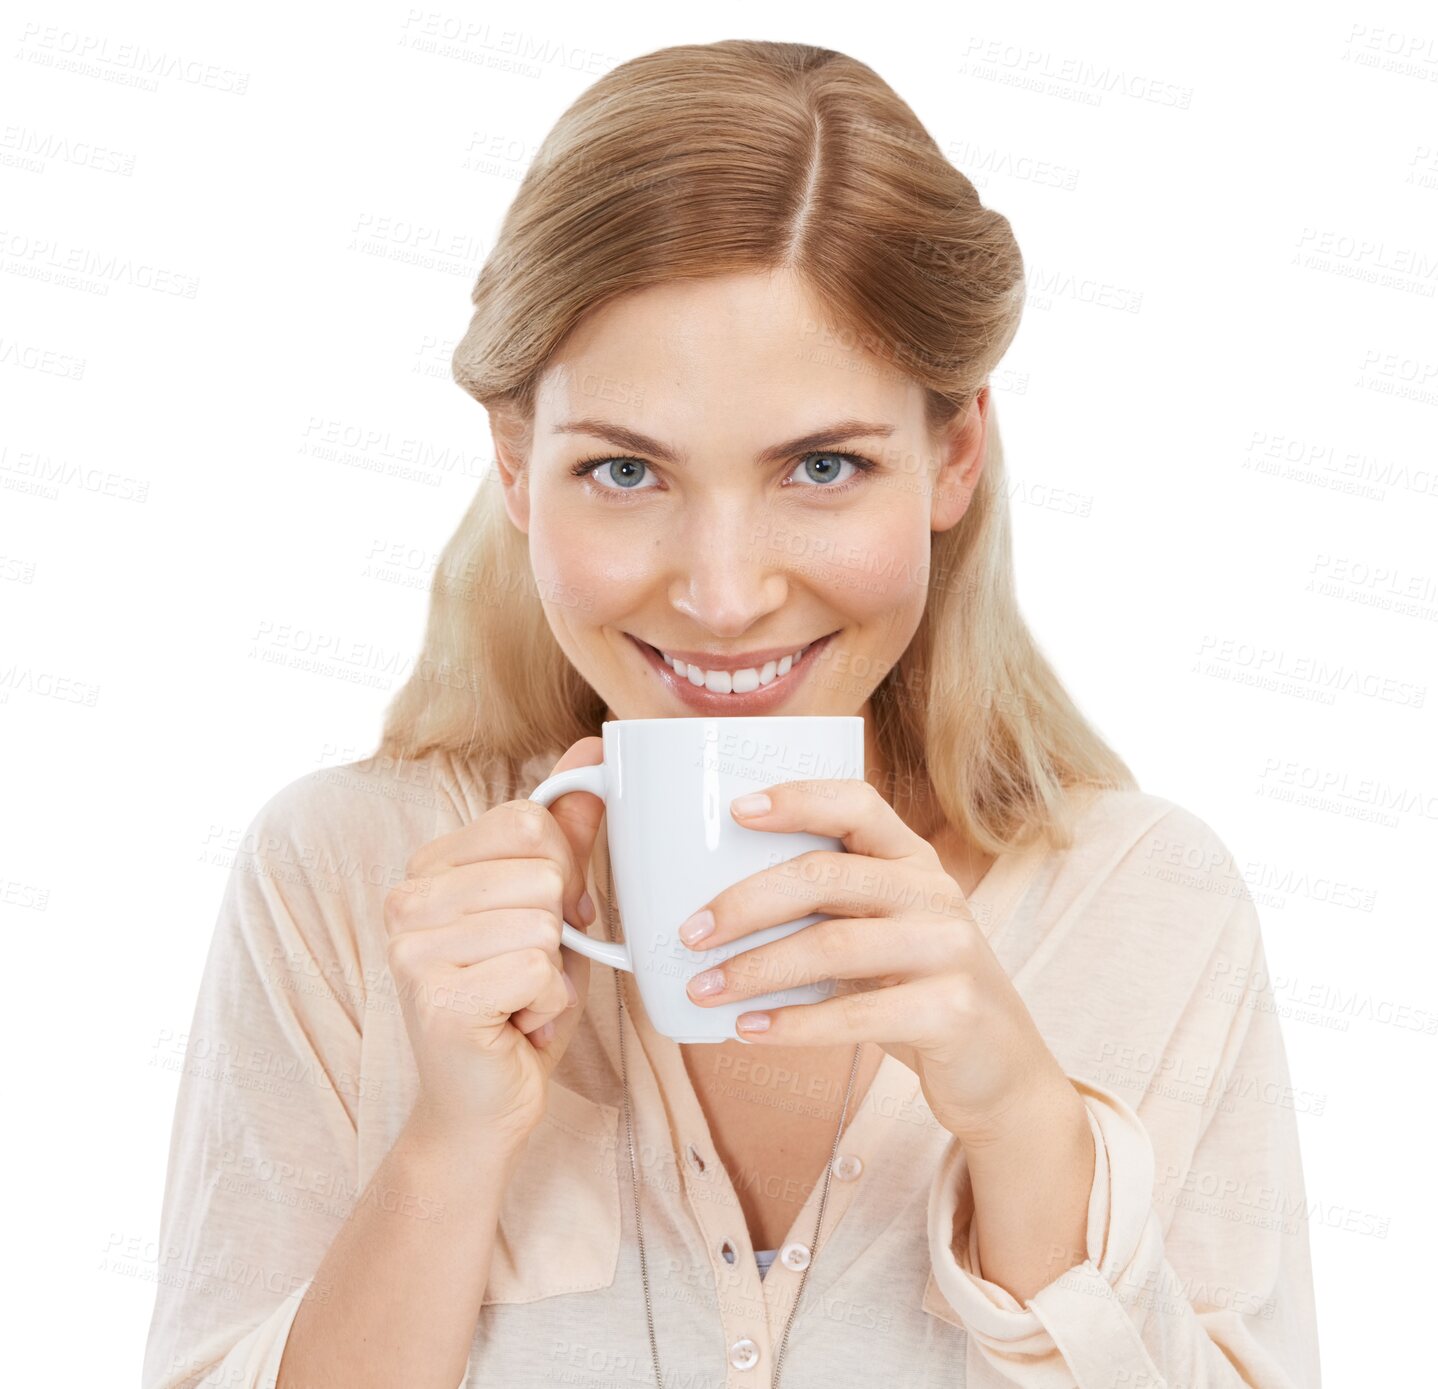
[930,386,989,534]
[492,430,531,535]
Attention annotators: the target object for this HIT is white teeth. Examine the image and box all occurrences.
[659,642,812,692]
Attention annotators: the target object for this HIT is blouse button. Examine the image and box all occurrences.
[779,1241,811,1271]
[729,1337,759,1370]
[832,1153,862,1181]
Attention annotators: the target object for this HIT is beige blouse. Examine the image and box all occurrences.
[141,749,1322,1388]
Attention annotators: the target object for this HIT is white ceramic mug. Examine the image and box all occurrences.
[528,715,865,1043]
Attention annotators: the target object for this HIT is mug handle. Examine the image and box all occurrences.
[528,766,634,974]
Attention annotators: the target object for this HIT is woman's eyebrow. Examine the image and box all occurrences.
[551,417,897,466]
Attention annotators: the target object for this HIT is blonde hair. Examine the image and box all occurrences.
[370,39,1137,854]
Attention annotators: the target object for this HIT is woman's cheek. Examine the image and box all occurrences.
[805,510,929,619]
[527,512,646,625]
[797,512,931,699]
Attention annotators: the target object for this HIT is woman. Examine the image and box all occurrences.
[143,39,1320,1389]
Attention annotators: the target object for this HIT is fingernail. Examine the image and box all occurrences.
[564,973,579,1007]
[577,891,595,924]
[532,1021,556,1045]
[688,967,725,998]
[736,1011,770,1032]
[679,908,714,946]
[731,792,771,818]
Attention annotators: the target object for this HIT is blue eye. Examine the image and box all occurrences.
[791,451,870,488]
[569,456,657,492]
[568,450,878,500]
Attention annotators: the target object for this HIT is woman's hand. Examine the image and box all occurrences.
[677,777,1074,1148]
[384,738,606,1149]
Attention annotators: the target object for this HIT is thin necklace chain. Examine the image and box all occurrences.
[597,844,863,1389]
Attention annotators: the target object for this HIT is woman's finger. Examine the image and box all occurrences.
[686,913,965,1007]
[729,776,938,861]
[685,853,973,953]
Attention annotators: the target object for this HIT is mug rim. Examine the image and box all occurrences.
[600,714,864,727]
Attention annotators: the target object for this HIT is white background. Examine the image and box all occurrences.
[4,1,1435,1383]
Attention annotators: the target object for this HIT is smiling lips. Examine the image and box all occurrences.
[653,638,818,693]
[626,631,837,710]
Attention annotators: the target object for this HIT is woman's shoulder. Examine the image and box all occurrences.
[1064,783,1243,869]
[1059,784,1262,944]
[245,745,564,847]
[216,747,564,935]
[218,746,564,967]
[999,787,1269,1050]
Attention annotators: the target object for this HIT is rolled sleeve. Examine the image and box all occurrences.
[926,895,1320,1387]
[929,1076,1164,1383]
[202,1282,311,1389]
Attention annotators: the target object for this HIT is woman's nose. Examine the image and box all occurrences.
[666,522,790,633]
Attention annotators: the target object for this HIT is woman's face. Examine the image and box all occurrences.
[495,268,987,743]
